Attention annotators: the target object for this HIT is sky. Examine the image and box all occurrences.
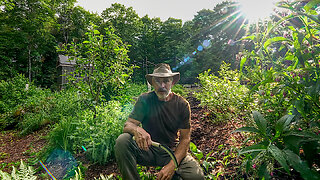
[75,0,226,22]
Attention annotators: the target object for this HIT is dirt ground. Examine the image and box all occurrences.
[0,94,245,179]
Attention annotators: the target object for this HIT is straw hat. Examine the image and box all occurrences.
[146,63,180,85]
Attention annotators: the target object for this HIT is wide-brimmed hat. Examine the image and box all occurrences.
[146,63,180,85]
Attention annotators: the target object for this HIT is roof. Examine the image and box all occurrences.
[58,55,76,66]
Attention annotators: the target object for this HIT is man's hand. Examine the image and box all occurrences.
[124,118,152,151]
[134,126,152,151]
[157,161,176,180]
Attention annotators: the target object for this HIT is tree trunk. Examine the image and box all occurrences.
[28,48,31,83]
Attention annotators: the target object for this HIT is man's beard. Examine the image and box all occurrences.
[155,88,171,100]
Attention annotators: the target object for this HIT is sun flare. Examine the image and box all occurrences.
[237,0,277,22]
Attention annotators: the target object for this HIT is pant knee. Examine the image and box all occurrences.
[115,133,132,152]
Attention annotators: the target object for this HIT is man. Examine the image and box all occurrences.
[115,63,204,180]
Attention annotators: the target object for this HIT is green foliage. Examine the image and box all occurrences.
[239,1,320,121]
[115,83,148,105]
[0,0,56,85]
[0,74,29,114]
[48,101,131,164]
[0,74,29,129]
[59,26,135,116]
[235,111,320,179]
[72,101,129,164]
[195,62,256,122]
[70,166,84,180]
[236,3,320,178]
[0,73,85,134]
[19,87,84,135]
[0,160,37,180]
[171,84,188,98]
[190,142,215,176]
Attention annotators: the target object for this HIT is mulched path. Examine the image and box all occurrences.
[0,93,246,179]
[0,126,48,171]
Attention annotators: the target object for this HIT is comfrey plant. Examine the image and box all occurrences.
[235,111,320,180]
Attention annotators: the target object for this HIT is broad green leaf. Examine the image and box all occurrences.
[258,163,270,180]
[241,35,256,40]
[252,111,267,135]
[240,143,267,154]
[94,30,100,35]
[189,142,198,153]
[264,37,289,48]
[304,0,320,13]
[286,131,320,141]
[283,135,304,154]
[196,153,204,160]
[233,127,260,133]
[83,41,90,44]
[240,57,247,73]
[268,145,290,174]
[275,114,294,135]
[284,149,320,180]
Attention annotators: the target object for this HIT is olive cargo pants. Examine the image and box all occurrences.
[115,133,205,180]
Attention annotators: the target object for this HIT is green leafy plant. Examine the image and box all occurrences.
[195,62,255,122]
[236,3,320,178]
[71,101,129,164]
[0,160,37,180]
[235,111,320,179]
[47,100,130,164]
[19,87,84,135]
[171,84,188,98]
[190,142,216,178]
[58,25,135,117]
[239,0,320,125]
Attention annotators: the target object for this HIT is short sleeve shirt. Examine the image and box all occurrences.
[129,91,191,148]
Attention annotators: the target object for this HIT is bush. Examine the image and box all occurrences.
[195,62,256,122]
[19,87,85,135]
[0,74,41,130]
[48,101,131,164]
[171,84,188,98]
[235,111,320,179]
[115,82,148,105]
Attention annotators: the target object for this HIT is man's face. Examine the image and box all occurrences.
[152,77,173,101]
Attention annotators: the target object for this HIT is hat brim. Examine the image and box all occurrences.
[146,73,180,85]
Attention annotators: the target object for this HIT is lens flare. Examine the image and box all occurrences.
[197,45,204,51]
[39,160,56,180]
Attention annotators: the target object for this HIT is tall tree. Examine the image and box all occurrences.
[59,26,135,116]
[101,3,142,52]
[0,0,56,84]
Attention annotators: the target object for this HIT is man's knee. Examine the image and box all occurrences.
[115,133,132,152]
[177,155,205,180]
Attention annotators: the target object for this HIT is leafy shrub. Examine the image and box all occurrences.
[0,74,34,129]
[115,82,147,105]
[59,26,135,117]
[48,100,131,164]
[72,101,130,164]
[235,111,320,179]
[195,62,256,122]
[0,74,29,114]
[19,87,84,135]
[0,160,37,180]
[171,84,188,98]
[236,2,320,179]
[239,0,320,130]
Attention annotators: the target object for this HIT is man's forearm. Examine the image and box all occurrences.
[123,121,137,135]
[173,138,190,165]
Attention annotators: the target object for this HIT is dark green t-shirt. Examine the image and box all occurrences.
[129,91,191,148]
